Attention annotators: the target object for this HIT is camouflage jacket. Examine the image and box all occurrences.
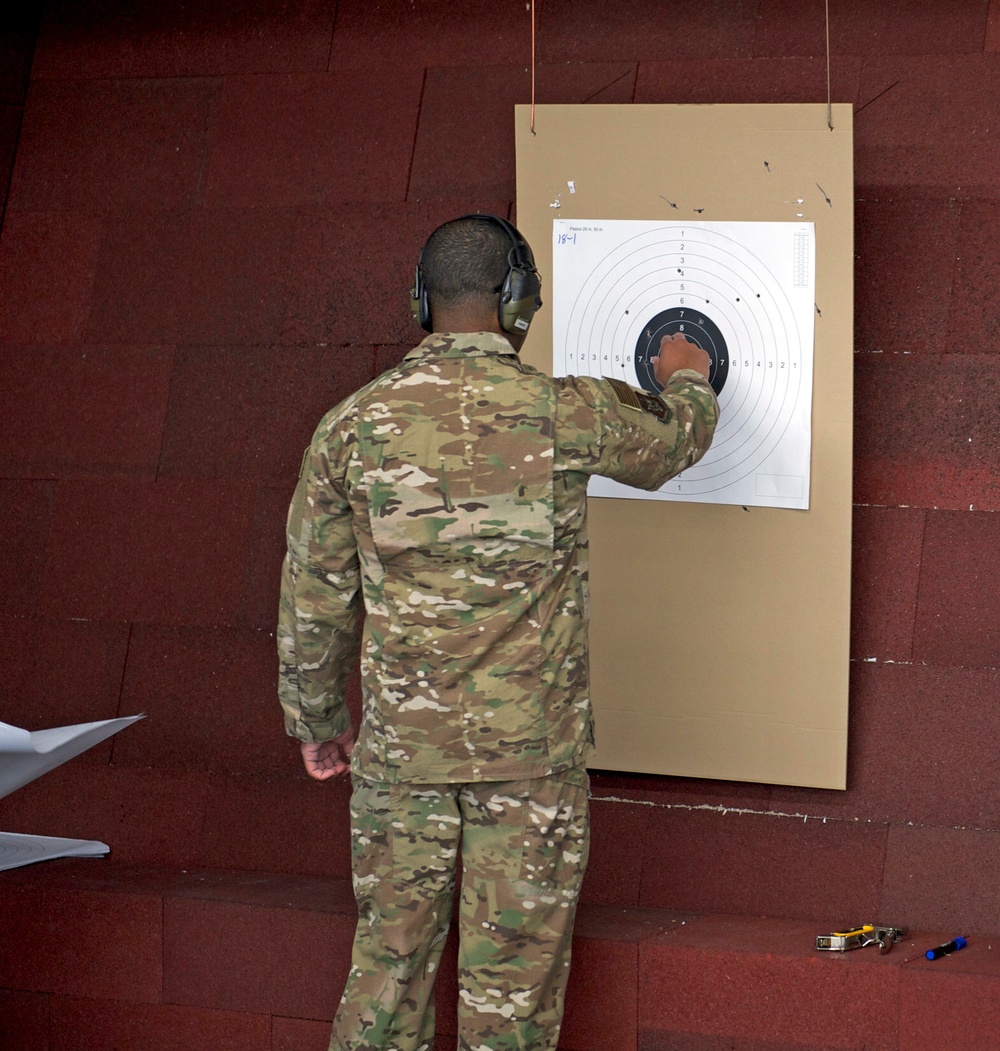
[278,331,718,784]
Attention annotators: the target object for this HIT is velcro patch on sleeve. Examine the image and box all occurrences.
[606,377,672,424]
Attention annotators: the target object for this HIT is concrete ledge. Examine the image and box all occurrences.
[1,860,996,1051]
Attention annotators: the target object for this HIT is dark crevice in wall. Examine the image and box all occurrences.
[0,8,42,235]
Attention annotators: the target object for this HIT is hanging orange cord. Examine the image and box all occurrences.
[825,0,833,130]
[530,0,537,134]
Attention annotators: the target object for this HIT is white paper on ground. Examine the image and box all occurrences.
[0,716,144,800]
[0,715,143,869]
[0,831,111,872]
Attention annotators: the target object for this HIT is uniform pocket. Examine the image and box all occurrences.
[351,779,463,900]
[518,768,590,892]
[458,768,590,894]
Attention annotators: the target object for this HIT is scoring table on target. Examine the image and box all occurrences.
[552,219,816,509]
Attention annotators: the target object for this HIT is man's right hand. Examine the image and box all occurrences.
[652,333,711,386]
[300,728,356,781]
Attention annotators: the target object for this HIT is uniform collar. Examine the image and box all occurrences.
[404,331,518,360]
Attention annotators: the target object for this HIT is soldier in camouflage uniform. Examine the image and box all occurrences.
[278,214,719,1050]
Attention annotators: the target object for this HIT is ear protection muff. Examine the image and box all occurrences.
[410,261,432,332]
[410,214,543,335]
[491,215,544,336]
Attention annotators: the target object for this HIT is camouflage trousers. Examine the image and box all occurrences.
[330,766,591,1051]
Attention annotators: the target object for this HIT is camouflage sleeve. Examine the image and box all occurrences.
[277,432,362,744]
[556,368,720,490]
[647,366,720,474]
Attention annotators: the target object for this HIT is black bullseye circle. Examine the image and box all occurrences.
[634,307,729,397]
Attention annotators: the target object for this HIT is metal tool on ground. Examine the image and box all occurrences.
[815,925,906,954]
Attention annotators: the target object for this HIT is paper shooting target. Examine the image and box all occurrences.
[552,219,815,509]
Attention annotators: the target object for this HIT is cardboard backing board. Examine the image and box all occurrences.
[515,104,853,789]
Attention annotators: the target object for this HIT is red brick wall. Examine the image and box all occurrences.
[2,0,1000,937]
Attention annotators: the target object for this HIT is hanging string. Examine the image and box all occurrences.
[527,2,831,133]
[825,0,833,130]
[530,0,537,134]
